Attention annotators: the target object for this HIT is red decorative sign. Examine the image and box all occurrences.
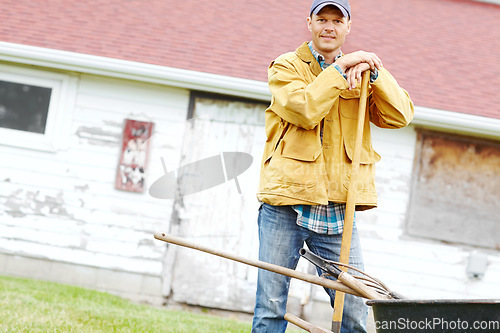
[115,119,154,193]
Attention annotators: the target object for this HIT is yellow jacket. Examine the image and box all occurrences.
[257,42,414,210]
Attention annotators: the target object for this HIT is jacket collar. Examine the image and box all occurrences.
[296,42,322,76]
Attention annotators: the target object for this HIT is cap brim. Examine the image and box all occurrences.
[312,3,349,18]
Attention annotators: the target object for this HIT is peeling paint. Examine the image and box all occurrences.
[74,184,90,192]
[409,130,500,248]
[4,189,73,219]
[103,120,123,127]
[76,125,121,146]
[138,239,156,248]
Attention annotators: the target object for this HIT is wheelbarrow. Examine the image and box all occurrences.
[366,298,500,333]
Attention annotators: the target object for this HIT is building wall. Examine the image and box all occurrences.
[1,61,499,326]
[0,66,189,304]
[362,125,500,301]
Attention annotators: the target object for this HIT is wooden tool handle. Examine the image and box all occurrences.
[154,232,362,297]
[285,313,333,333]
[331,70,371,332]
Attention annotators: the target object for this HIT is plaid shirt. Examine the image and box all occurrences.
[308,41,344,72]
[293,202,350,234]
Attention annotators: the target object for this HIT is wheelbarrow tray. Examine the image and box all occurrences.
[366,299,500,333]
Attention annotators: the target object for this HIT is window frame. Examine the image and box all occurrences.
[0,63,77,152]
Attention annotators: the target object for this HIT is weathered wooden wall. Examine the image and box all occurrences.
[0,69,188,303]
[408,130,500,248]
[164,96,265,312]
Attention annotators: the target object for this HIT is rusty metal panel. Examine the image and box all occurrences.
[407,130,500,249]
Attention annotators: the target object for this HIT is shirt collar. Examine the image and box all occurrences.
[308,41,342,70]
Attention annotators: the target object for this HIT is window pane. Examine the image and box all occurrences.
[0,80,52,134]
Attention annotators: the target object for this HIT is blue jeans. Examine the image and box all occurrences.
[251,203,368,333]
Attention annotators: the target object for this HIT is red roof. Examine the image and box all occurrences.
[347,0,500,120]
[1,0,499,119]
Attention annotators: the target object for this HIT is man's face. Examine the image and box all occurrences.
[307,6,351,56]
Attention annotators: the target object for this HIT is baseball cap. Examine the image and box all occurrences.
[310,0,351,18]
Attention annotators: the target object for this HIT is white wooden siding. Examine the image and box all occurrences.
[0,72,188,281]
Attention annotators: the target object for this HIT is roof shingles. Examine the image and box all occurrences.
[1,0,499,119]
[347,0,500,119]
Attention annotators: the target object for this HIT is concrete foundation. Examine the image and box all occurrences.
[0,252,164,306]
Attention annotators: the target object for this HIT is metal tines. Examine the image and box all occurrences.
[299,248,405,300]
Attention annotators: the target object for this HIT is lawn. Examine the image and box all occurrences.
[0,275,254,332]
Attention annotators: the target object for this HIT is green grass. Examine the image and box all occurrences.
[0,275,253,332]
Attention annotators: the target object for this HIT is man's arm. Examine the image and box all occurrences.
[268,58,349,130]
[368,68,414,129]
[335,51,414,128]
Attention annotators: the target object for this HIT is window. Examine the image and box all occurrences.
[407,130,500,249]
[0,64,77,151]
[0,80,52,134]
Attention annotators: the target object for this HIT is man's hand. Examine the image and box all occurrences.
[345,63,371,90]
[334,51,382,89]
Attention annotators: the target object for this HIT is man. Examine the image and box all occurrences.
[252,0,414,332]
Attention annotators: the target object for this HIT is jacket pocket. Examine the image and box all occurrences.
[264,126,324,188]
[264,140,323,189]
[340,110,380,194]
[263,119,287,165]
[338,91,381,164]
[281,125,322,161]
[339,88,363,120]
[343,138,381,164]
